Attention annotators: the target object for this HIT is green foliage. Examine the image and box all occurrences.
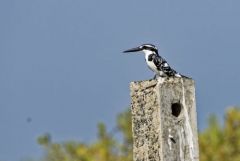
[116,108,133,158]
[37,109,133,161]
[36,107,240,161]
[199,107,240,161]
[37,133,51,146]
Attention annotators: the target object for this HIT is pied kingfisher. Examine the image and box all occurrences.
[123,44,188,78]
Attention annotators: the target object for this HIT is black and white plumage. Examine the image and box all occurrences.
[123,44,188,78]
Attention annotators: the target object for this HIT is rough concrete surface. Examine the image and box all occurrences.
[130,78,199,161]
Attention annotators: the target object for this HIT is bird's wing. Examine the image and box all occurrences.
[152,55,178,77]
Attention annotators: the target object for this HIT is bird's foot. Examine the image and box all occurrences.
[157,76,166,84]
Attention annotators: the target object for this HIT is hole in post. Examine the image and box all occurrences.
[171,103,182,117]
[170,137,176,144]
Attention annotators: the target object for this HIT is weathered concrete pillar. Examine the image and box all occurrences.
[130,78,199,161]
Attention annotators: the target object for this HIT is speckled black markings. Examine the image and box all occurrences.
[147,54,179,77]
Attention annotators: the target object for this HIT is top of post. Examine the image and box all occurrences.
[130,77,194,92]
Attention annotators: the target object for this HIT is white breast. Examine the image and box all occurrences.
[144,50,160,74]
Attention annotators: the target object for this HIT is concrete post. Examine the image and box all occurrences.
[130,78,199,161]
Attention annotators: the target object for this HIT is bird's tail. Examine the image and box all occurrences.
[180,74,191,79]
[175,73,191,79]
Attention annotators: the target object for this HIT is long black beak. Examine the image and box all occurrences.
[123,46,142,53]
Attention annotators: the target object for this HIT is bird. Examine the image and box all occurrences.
[123,44,188,79]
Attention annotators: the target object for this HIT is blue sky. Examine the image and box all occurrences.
[0,0,240,161]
